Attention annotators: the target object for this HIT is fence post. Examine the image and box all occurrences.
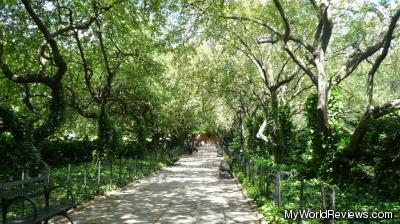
[83,162,87,195]
[252,161,256,185]
[239,156,242,172]
[148,153,152,171]
[242,156,244,172]
[300,178,305,223]
[245,159,248,177]
[233,156,236,170]
[258,164,262,190]
[128,158,131,179]
[119,157,122,181]
[274,171,281,208]
[252,161,255,185]
[135,156,138,177]
[154,151,157,170]
[151,152,154,170]
[67,163,71,187]
[330,188,335,224]
[249,160,252,181]
[47,166,52,186]
[266,172,270,198]
[244,160,249,177]
[157,151,159,168]
[152,152,154,170]
[152,151,155,170]
[248,160,251,180]
[97,160,101,192]
[321,183,327,210]
[250,160,254,184]
[146,155,149,172]
[110,160,113,185]
[21,170,25,217]
[300,178,304,210]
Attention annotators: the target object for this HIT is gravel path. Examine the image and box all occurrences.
[68,147,261,223]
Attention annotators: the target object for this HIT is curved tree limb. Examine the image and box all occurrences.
[51,0,125,38]
[272,0,317,85]
[256,119,269,143]
[346,9,400,158]
[66,86,98,119]
[73,30,101,103]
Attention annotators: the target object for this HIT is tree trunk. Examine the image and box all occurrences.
[33,82,65,144]
[346,99,400,158]
[346,112,371,158]
[270,92,286,163]
[98,104,113,160]
[315,52,331,136]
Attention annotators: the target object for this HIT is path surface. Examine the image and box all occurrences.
[69,147,261,223]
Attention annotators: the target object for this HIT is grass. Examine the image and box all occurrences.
[231,159,399,224]
[50,155,178,204]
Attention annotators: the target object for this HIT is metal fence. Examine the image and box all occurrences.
[225,148,399,224]
[0,146,188,224]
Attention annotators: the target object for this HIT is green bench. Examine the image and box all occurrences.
[0,176,75,224]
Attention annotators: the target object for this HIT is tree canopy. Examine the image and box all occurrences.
[1,0,399,219]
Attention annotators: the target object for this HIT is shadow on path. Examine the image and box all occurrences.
[68,147,260,224]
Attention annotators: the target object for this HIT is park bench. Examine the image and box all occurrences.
[219,159,233,179]
[0,176,75,224]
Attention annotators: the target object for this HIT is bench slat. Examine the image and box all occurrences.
[1,189,47,200]
[0,177,46,189]
[1,183,46,200]
[1,177,75,224]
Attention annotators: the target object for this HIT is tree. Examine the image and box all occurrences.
[271,0,400,157]
[0,1,115,170]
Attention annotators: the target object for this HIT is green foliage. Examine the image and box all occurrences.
[304,90,349,178]
[0,105,43,179]
[355,114,400,199]
[97,110,118,160]
[305,93,326,165]
[236,172,261,200]
[276,105,297,163]
[40,139,95,166]
[259,200,287,224]
[243,105,296,163]
[0,134,20,180]
[39,139,161,168]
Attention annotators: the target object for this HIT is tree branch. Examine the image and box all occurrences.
[367,9,400,109]
[371,99,400,119]
[222,15,315,53]
[66,86,98,119]
[21,0,67,82]
[274,67,300,90]
[333,9,400,86]
[73,30,101,103]
[256,119,269,143]
[272,0,317,85]
[51,0,124,38]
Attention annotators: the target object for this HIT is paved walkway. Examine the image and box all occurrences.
[68,147,261,223]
